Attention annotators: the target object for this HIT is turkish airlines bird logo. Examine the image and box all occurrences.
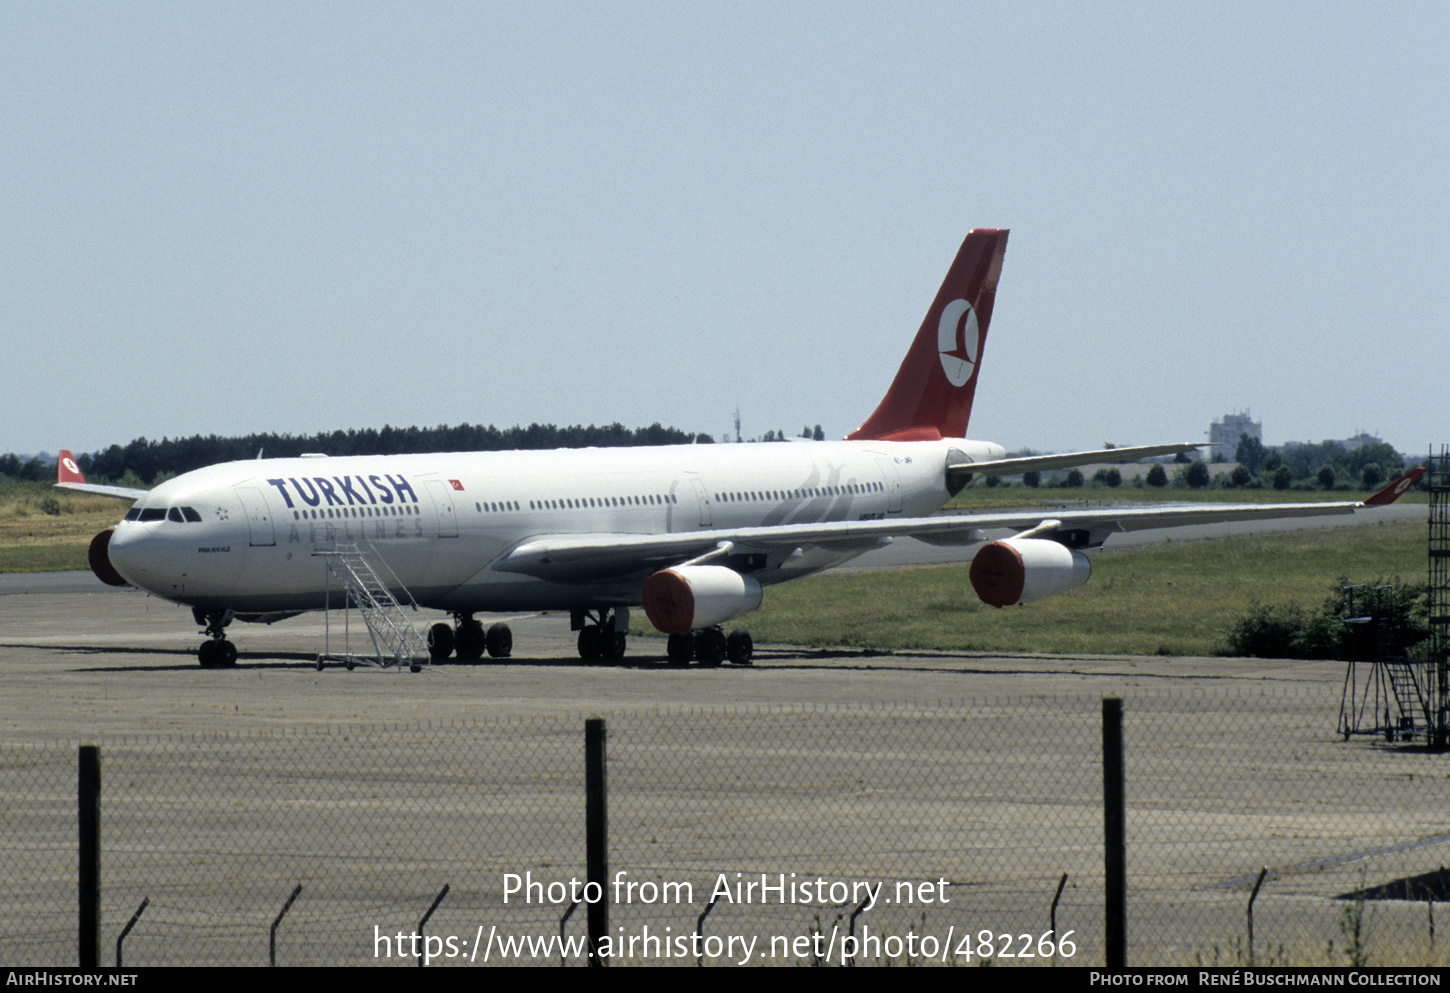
[937,298,978,388]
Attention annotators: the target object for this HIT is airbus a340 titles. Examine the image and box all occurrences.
[57,229,1424,667]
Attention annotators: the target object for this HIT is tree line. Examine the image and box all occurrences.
[2,422,713,488]
[2,427,1421,494]
[1004,437,1417,492]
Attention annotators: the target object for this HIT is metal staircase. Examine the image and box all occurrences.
[1385,659,1430,731]
[314,542,430,671]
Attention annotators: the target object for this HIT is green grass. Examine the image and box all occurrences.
[0,480,127,571]
[638,520,1425,658]
[0,543,91,573]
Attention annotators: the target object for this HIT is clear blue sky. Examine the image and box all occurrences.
[5,2,1445,459]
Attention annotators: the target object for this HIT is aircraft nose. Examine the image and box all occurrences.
[105,522,166,591]
[106,511,246,601]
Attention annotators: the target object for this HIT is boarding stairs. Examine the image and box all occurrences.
[1385,660,1429,731]
[315,542,431,671]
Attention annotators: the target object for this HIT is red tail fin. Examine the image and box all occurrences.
[57,450,86,485]
[847,229,1008,442]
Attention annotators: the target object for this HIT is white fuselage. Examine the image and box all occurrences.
[105,437,1004,615]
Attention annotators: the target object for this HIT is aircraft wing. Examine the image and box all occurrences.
[54,450,148,501]
[494,467,1426,582]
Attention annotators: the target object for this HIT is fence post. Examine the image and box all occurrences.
[1103,697,1125,968]
[78,745,101,969]
[585,717,608,966]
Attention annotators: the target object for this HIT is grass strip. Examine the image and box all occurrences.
[636,520,1424,658]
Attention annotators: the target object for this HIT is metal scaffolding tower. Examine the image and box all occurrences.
[1338,449,1446,745]
[1429,446,1450,747]
[314,542,431,672]
[1338,584,1426,741]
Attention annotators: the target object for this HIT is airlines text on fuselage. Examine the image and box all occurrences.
[264,475,420,510]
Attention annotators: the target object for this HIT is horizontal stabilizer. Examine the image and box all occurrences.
[950,443,1201,479]
[55,450,148,501]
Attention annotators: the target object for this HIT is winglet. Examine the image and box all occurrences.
[1360,466,1426,506]
[848,229,1009,442]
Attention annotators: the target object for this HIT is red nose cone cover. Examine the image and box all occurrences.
[968,540,1024,608]
[88,528,130,587]
[642,569,695,635]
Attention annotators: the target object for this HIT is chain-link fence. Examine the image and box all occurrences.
[5,691,1449,966]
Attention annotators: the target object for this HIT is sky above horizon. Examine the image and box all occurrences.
[5,2,1446,460]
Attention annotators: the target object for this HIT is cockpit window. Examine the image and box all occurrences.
[139,508,166,522]
[181,506,202,522]
[123,508,141,521]
[167,507,184,523]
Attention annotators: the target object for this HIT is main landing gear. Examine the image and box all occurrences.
[575,608,629,662]
[427,614,513,662]
[666,627,753,667]
[194,608,238,669]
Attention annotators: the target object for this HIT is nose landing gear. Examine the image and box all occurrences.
[193,609,238,668]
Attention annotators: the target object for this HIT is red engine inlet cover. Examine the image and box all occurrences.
[968,540,1024,608]
[642,569,696,635]
[88,528,130,587]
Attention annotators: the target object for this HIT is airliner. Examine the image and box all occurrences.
[56,229,1423,668]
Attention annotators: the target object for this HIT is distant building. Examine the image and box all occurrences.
[1337,431,1381,451]
[1209,411,1261,461]
[1280,431,1383,455]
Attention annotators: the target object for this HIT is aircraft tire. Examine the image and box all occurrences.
[726,629,753,665]
[219,640,238,667]
[604,630,627,661]
[666,633,694,665]
[455,621,486,661]
[486,623,512,659]
[578,626,603,660]
[197,641,218,668]
[696,628,726,667]
[427,623,455,660]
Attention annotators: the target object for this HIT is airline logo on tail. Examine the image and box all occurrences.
[847,228,1008,443]
[937,299,979,388]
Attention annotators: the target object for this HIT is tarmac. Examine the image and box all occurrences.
[0,575,1356,734]
[4,565,1449,966]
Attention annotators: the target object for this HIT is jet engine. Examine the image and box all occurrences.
[87,528,130,587]
[642,565,763,635]
[968,537,1090,607]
